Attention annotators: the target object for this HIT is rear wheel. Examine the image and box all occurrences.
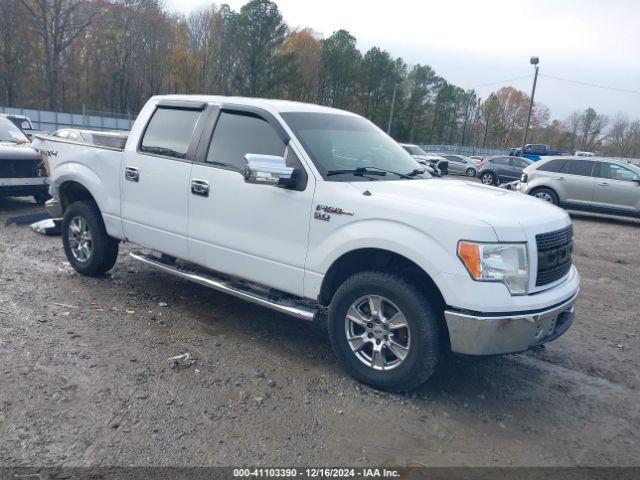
[465,167,476,177]
[480,171,497,185]
[62,201,119,276]
[531,187,559,205]
[328,271,441,392]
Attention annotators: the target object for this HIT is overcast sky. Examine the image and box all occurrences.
[164,0,640,120]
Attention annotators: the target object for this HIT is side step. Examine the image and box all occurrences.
[129,251,319,321]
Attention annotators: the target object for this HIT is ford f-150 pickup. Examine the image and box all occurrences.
[33,95,580,391]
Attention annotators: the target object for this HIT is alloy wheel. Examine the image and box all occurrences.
[344,295,411,371]
[68,216,93,262]
[481,173,495,185]
[535,191,554,203]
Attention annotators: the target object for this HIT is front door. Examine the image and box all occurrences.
[187,108,315,297]
[592,162,640,213]
[121,104,204,259]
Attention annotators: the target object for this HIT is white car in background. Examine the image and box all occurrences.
[399,144,449,175]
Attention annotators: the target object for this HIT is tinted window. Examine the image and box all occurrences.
[597,163,637,182]
[538,159,567,173]
[566,160,595,177]
[513,158,530,168]
[444,155,463,163]
[141,107,201,159]
[492,157,511,166]
[207,111,285,171]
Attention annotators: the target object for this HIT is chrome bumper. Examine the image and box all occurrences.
[444,290,578,355]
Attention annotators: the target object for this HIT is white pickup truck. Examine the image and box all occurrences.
[34,95,580,391]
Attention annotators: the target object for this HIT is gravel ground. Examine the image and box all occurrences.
[0,191,639,468]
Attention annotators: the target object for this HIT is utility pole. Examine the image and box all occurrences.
[387,83,398,134]
[520,56,539,155]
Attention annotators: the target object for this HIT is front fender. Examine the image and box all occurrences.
[303,218,468,302]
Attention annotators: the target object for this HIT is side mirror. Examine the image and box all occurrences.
[633,175,640,185]
[244,153,298,188]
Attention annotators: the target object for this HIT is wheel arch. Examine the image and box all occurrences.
[58,180,98,212]
[319,248,446,310]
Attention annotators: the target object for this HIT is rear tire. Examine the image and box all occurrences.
[62,201,119,276]
[328,271,441,392]
[531,187,559,205]
[480,171,497,185]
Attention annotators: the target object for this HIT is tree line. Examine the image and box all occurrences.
[1,0,638,157]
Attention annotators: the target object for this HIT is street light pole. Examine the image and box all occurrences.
[521,56,539,155]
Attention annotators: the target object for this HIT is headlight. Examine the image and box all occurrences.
[458,241,529,295]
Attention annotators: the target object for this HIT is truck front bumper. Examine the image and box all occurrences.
[444,290,578,355]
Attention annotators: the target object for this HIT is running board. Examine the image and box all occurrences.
[129,251,319,321]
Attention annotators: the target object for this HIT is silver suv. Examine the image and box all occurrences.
[518,156,640,217]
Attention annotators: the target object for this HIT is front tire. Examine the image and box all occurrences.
[62,201,119,276]
[466,167,476,177]
[531,187,559,205]
[328,271,441,392]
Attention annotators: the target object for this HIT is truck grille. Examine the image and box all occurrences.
[536,225,573,287]
[0,159,40,179]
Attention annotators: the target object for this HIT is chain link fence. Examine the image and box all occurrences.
[418,144,509,157]
[0,105,134,133]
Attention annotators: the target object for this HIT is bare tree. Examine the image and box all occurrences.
[19,0,97,109]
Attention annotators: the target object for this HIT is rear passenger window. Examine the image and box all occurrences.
[207,111,285,171]
[538,159,567,173]
[565,160,595,177]
[140,107,201,159]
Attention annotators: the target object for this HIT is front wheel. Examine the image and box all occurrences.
[465,167,476,177]
[62,201,119,276]
[480,171,497,185]
[531,187,559,205]
[328,271,441,392]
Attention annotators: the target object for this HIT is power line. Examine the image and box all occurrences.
[540,74,640,95]
[471,74,532,89]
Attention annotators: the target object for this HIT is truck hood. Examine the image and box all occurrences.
[0,143,41,161]
[349,178,570,241]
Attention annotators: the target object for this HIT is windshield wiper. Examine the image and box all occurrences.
[326,167,387,177]
[326,166,415,179]
[141,146,186,159]
[407,168,427,177]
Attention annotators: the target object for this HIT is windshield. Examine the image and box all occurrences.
[281,112,430,181]
[0,117,29,144]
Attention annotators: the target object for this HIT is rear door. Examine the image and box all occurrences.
[121,101,206,259]
[560,159,597,206]
[187,106,315,296]
[592,162,640,213]
[492,157,515,180]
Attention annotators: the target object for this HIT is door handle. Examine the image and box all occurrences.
[124,166,139,182]
[598,182,609,186]
[191,179,210,197]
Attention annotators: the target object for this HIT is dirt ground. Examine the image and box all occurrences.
[1,189,639,468]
